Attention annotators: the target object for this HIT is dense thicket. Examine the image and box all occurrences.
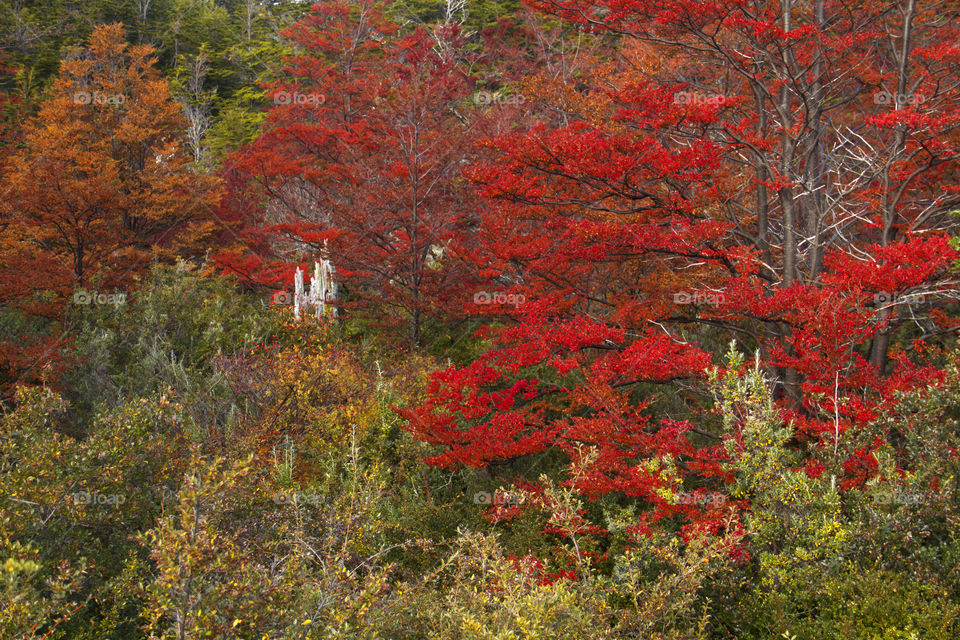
[1,0,959,638]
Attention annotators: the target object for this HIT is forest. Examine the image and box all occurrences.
[1,0,959,637]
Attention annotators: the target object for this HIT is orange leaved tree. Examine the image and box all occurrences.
[0,23,221,317]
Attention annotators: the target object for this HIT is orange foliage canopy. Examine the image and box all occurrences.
[0,23,221,318]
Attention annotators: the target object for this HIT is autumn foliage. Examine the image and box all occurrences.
[2,0,960,637]
[0,24,220,317]
[401,0,960,532]
[217,2,485,347]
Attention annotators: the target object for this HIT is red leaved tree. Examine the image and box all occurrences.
[219,0,483,348]
[403,0,960,536]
